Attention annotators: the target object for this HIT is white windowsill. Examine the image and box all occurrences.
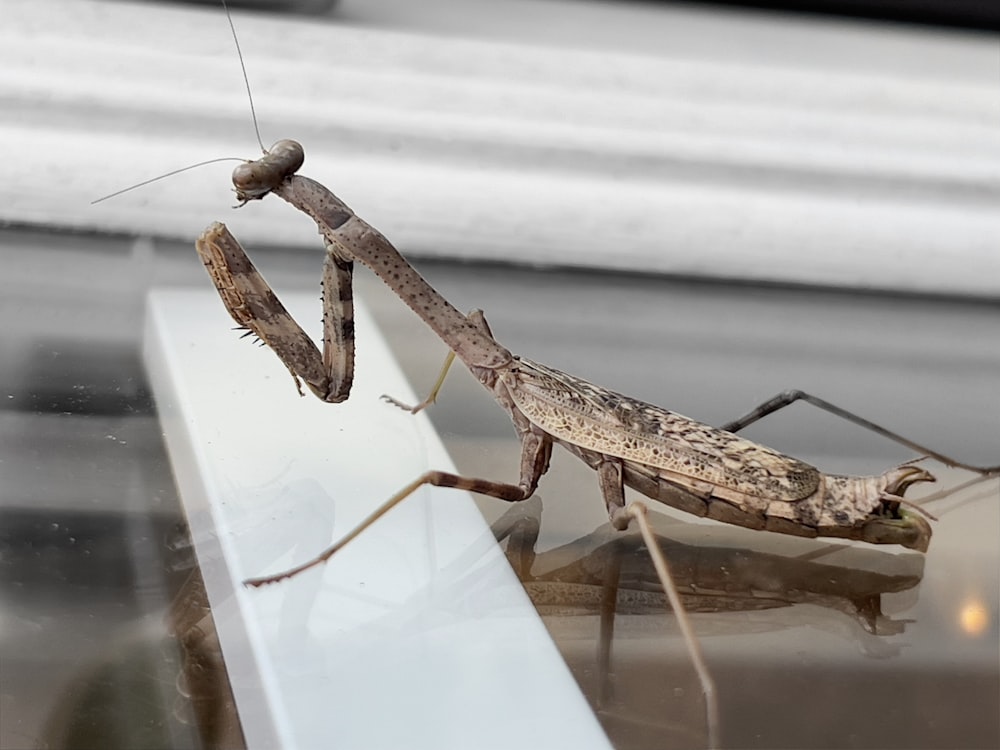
[143,288,611,749]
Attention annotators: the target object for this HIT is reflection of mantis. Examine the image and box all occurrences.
[492,498,924,640]
[193,137,996,747]
[488,496,925,746]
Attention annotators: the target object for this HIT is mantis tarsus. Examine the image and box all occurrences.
[193,135,997,747]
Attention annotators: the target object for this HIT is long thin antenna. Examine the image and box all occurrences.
[91,157,244,204]
[93,1,265,206]
[221,0,266,153]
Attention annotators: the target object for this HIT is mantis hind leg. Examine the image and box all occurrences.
[720,389,997,475]
[598,459,720,749]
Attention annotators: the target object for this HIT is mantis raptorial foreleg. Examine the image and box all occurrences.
[195,222,355,402]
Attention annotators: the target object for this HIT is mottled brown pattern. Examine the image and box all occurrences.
[508,358,819,503]
[319,248,355,402]
[503,359,933,550]
[195,222,353,402]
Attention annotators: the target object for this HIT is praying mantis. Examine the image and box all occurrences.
[192,136,997,748]
[197,135,998,570]
[144,6,999,748]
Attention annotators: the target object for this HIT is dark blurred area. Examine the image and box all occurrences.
[682,0,999,31]
[189,0,1000,31]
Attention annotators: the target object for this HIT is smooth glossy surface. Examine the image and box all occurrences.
[144,289,609,750]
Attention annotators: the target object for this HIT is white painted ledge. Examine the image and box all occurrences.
[3,0,998,295]
[143,289,610,749]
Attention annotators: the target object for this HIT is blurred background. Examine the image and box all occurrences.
[1,1,997,748]
[197,0,1000,31]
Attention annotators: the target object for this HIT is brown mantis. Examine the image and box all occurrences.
[191,133,998,747]
[197,138,998,570]
[156,6,997,747]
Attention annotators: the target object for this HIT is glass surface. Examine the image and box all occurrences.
[359,260,1000,749]
[1,230,997,749]
[0,232,248,750]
